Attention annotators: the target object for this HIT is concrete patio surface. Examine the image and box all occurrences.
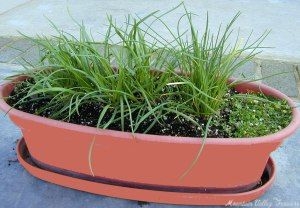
[0,0,300,62]
[0,0,300,207]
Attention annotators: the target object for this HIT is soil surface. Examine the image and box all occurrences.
[7,80,238,138]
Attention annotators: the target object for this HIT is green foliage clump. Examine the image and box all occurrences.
[228,94,292,137]
[8,3,291,138]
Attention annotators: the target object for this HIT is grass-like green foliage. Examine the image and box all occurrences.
[16,8,186,133]
[175,11,268,115]
[11,3,279,137]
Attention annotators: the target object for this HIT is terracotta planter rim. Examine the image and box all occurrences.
[1,76,299,145]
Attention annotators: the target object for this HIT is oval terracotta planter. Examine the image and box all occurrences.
[1,76,299,191]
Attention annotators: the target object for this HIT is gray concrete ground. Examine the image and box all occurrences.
[1,0,300,207]
[0,0,300,62]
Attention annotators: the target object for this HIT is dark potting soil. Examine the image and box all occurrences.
[8,80,236,138]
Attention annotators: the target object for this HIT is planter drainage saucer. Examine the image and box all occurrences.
[17,138,276,206]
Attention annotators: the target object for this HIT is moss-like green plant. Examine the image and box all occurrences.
[227,94,292,137]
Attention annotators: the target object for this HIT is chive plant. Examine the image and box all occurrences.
[11,3,268,136]
[15,11,185,133]
[140,4,269,116]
